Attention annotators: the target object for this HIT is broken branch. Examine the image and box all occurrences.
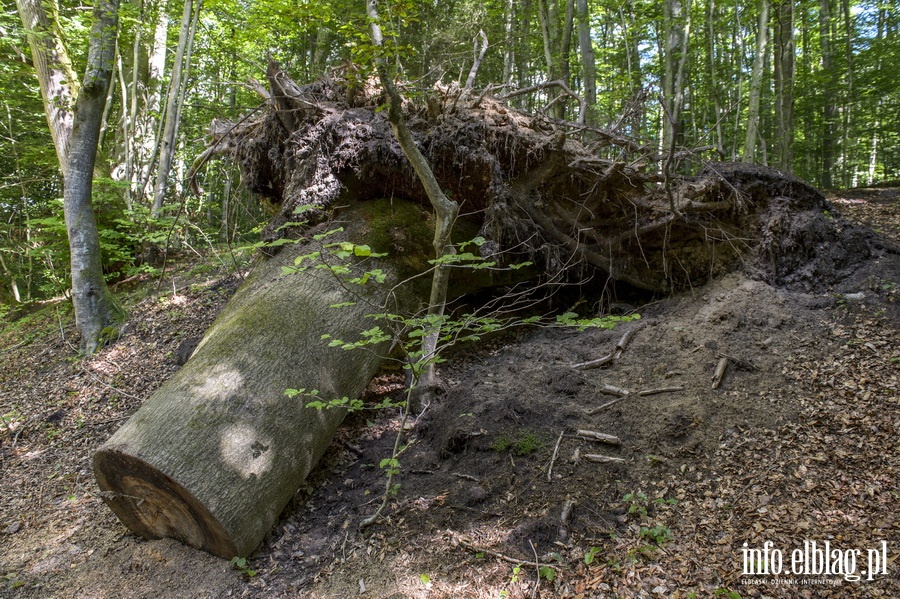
[583,454,626,464]
[711,356,729,390]
[575,430,621,445]
[637,386,684,397]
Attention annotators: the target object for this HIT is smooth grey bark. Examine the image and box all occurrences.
[743,0,769,162]
[662,0,691,149]
[537,0,575,119]
[94,199,431,558]
[773,0,795,172]
[576,0,597,127]
[819,0,836,187]
[464,30,488,90]
[15,0,78,176]
[65,0,123,354]
[152,0,202,216]
[707,0,726,158]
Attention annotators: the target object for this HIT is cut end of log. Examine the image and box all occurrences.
[93,448,238,559]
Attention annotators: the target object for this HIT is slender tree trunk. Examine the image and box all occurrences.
[152,0,202,216]
[65,0,123,354]
[840,0,853,187]
[819,0,836,188]
[708,0,726,158]
[15,0,78,176]
[538,0,575,119]
[663,0,691,149]
[502,0,515,86]
[366,0,459,396]
[743,0,769,162]
[773,0,794,172]
[867,118,878,185]
[576,0,596,128]
[135,2,169,202]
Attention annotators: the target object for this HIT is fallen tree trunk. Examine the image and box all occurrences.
[94,199,436,558]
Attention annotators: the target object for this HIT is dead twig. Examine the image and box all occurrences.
[572,353,614,370]
[452,533,555,569]
[711,356,729,389]
[572,324,643,370]
[614,325,642,358]
[575,430,621,445]
[584,454,626,464]
[598,384,630,397]
[547,430,565,482]
[637,386,684,397]
[559,497,575,542]
[584,396,626,415]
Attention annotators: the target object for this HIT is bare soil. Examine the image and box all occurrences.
[1,190,898,599]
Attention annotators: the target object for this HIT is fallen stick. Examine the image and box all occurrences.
[614,326,641,358]
[711,357,729,389]
[584,454,626,464]
[599,384,630,397]
[584,396,625,415]
[576,430,621,445]
[637,386,684,397]
[559,497,575,542]
[572,353,614,370]
[452,534,554,568]
[547,430,565,482]
[572,324,643,370]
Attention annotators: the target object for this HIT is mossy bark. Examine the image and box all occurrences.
[94,199,436,558]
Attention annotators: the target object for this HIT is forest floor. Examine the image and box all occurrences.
[0,188,898,599]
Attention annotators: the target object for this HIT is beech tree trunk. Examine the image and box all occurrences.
[774,0,794,172]
[743,0,769,162]
[15,0,78,176]
[152,0,202,216]
[65,0,122,354]
[94,199,435,558]
[576,0,597,128]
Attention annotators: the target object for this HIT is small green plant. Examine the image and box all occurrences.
[583,546,602,565]
[229,556,257,578]
[509,564,521,583]
[491,429,543,456]
[538,565,556,581]
[626,544,658,561]
[639,525,673,546]
[714,589,742,599]
[623,491,649,517]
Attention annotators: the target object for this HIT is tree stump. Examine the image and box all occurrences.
[93,199,433,558]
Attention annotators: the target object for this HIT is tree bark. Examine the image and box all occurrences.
[819,0,836,188]
[65,0,123,354]
[94,199,436,558]
[15,0,78,176]
[152,0,202,216]
[576,0,597,128]
[773,0,795,172]
[743,0,769,162]
[662,0,691,149]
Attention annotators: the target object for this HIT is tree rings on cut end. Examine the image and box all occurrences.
[93,448,238,558]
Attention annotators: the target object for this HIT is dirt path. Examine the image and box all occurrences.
[1,191,898,598]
